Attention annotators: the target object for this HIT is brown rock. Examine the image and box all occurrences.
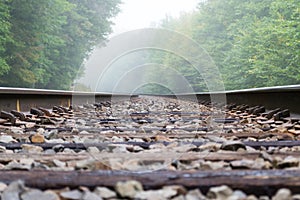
[30,133,45,143]
[155,135,172,142]
[288,129,300,135]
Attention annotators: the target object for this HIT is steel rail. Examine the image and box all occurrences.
[1,85,300,113]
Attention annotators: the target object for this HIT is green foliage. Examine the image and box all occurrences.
[0,0,120,89]
[146,0,300,93]
[0,0,11,76]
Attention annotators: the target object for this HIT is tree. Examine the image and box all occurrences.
[0,0,120,89]
[44,0,120,89]
[145,0,300,92]
[0,0,11,76]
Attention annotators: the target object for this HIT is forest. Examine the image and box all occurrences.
[0,0,299,91]
[0,0,120,89]
[143,0,300,93]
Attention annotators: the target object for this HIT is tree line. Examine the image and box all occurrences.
[0,0,120,89]
[143,0,300,93]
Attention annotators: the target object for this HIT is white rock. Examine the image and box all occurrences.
[0,145,6,152]
[246,195,258,200]
[272,188,292,200]
[2,180,25,200]
[0,135,17,143]
[87,146,100,154]
[53,159,66,168]
[135,190,167,200]
[5,160,31,170]
[0,182,7,192]
[82,191,102,200]
[21,189,59,200]
[207,185,233,199]
[60,189,83,200]
[292,194,300,200]
[115,180,143,198]
[94,187,116,199]
[21,144,43,153]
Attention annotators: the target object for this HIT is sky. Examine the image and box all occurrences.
[111,0,199,36]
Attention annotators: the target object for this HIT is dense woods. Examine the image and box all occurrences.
[143,0,300,93]
[0,0,299,92]
[0,0,120,89]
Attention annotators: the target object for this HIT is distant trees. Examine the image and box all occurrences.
[1,0,299,92]
[144,0,300,93]
[0,0,120,89]
[0,1,11,76]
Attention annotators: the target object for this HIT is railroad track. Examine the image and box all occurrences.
[0,86,300,199]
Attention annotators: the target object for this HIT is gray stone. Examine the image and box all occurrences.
[77,119,86,125]
[185,189,206,200]
[1,180,26,200]
[87,146,100,154]
[172,195,185,200]
[19,158,34,166]
[221,141,246,151]
[44,129,58,139]
[272,188,292,200]
[260,151,274,163]
[230,159,254,169]
[36,128,45,134]
[0,145,6,152]
[161,186,181,198]
[21,144,43,153]
[0,182,7,192]
[44,149,56,154]
[60,189,83,200]
[201,160,229,170]
[10,127,24,134]
[252,158,271,169]
[21,189,59,200]
[5,160,31,170]
[246,195,258,200]
[52,144,64,152]
[0,135,17,143]
[47,139,66,143]
[115,180,143,198]
[227,190,247,200]
[292,194,300,200]
[207,185,233,199]
[63,148,75,153]
[259,196,270,200]
[75,159,94,170]
[198,142,221,152]
[135,189,175,200]
[79,130,90,134]
[44,191,60,200]
[94,187,116,199]
[206,136,227,143]
[277,156,299,168]
[53,159,66,168]
[82,191,102,200]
